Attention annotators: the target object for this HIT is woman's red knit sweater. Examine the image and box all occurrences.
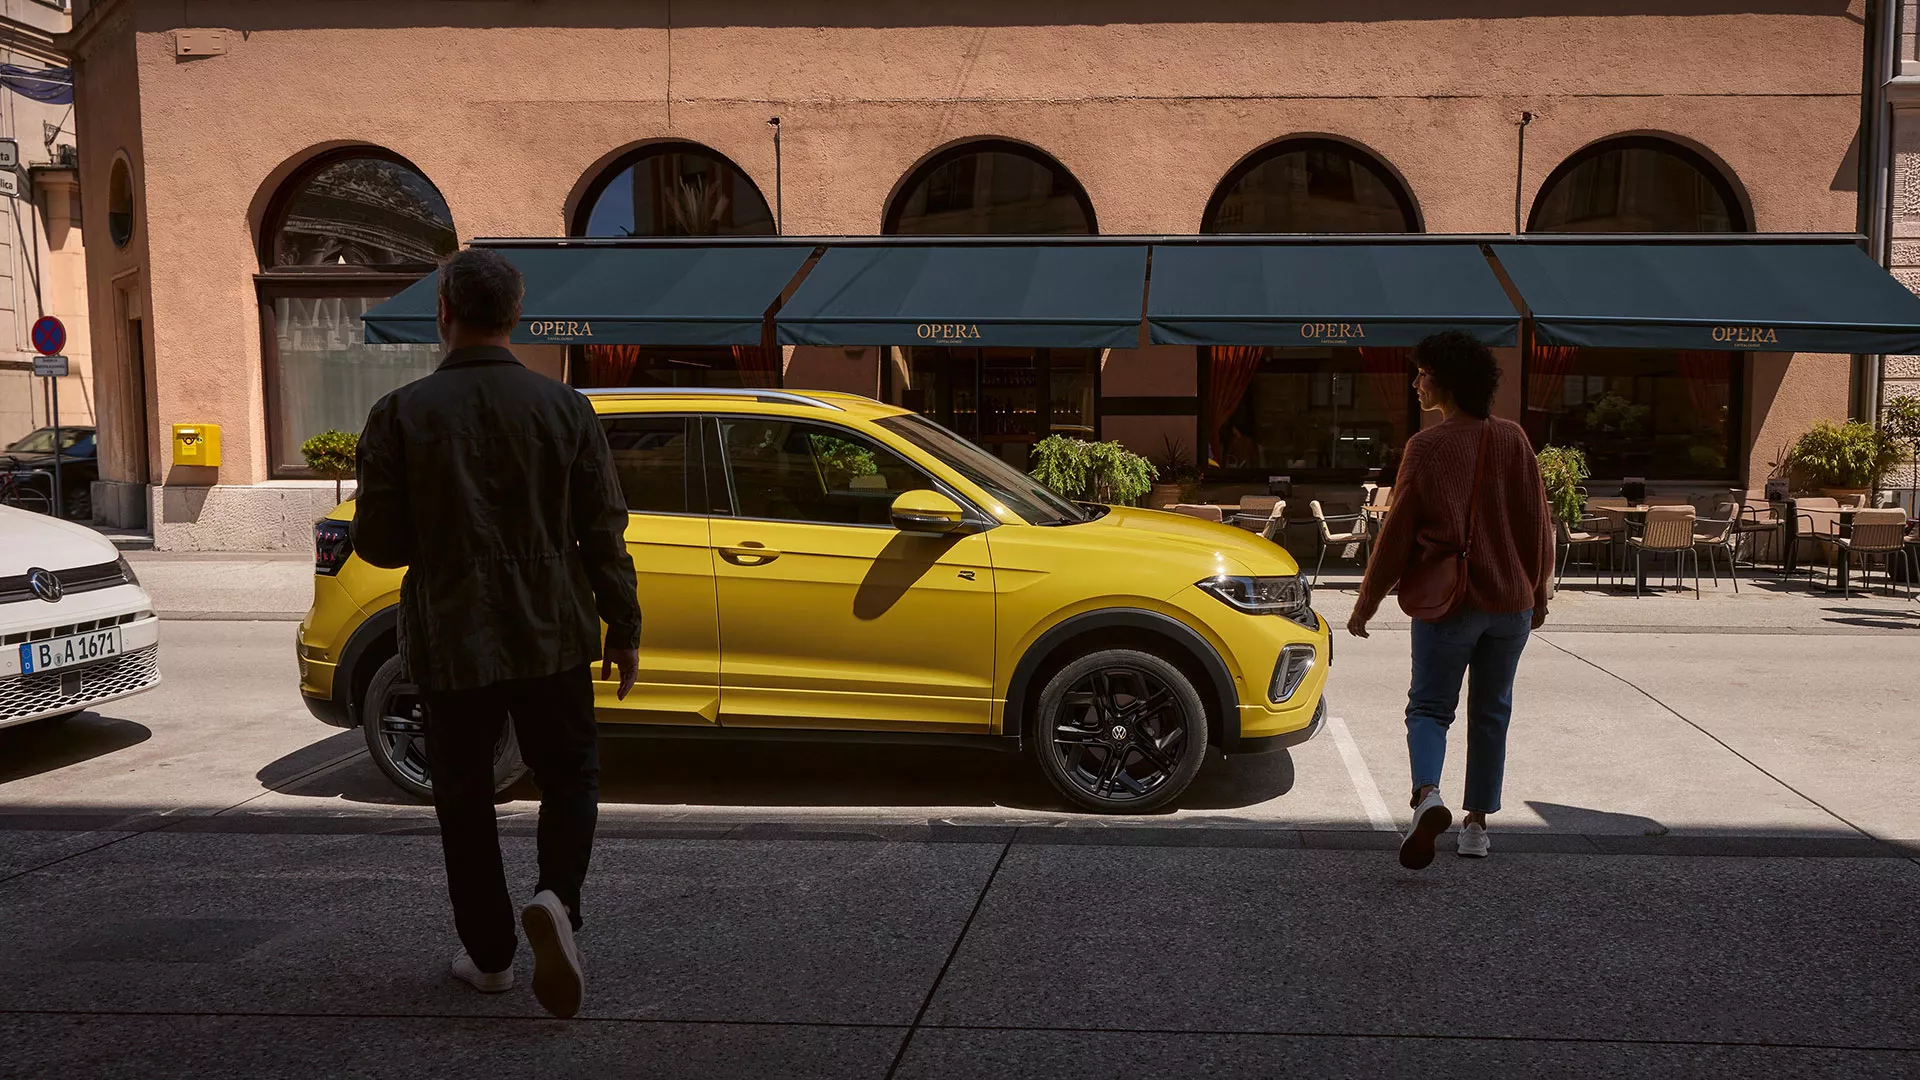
[1356,416,1555,622]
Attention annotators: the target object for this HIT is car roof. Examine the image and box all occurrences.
[583,387,910,422]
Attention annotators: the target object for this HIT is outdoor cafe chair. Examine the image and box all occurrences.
[1226,495,1282,532]
[1252,499,1289,543]
[1557,516,1615,586]
[1309,499,1370,584]
[1626,505,1701,598]
[1822,507,1913,599]
[1691,497,1741,592]
[1169,503,1223,523]
[1729,490,1785,572]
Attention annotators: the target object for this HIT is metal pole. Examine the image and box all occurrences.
[769,116,783,235]
[48,373,61,519]
[1514,112,1534,234]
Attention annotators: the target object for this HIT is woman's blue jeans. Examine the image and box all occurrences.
[1406,606,1532,814]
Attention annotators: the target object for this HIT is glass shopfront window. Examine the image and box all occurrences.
[266,294,439,470]
[580,344,782,389]
[1207,347,1413,477]
[1523,349,1739,480]
[886,347,1100,468]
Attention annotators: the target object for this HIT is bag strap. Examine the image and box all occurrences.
[1461,419,1492,556]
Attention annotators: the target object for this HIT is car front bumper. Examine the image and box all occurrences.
[0,613,162,729]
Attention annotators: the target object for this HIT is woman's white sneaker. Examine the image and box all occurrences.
[1457,821,1491,858]
[1399,790,1452,870]
[450,950,514,993]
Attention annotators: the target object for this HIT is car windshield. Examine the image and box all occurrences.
[877,414,1090,526]
[5,428,90,454]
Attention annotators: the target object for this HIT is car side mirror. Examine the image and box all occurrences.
[890,490,970,536]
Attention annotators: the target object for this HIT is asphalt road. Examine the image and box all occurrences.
[3,614,1918,1077]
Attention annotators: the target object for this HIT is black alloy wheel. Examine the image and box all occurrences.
[361,655,524,803]
[1032,648,1207,813]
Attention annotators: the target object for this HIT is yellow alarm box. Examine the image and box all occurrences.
[172,423,221,467]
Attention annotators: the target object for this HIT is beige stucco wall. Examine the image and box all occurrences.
[67,0,1872,545]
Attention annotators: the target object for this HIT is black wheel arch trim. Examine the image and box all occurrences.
[1003,608,1244,752]
[336,604,399,729]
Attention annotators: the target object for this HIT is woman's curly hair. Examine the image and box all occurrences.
[1412,331,1500,419]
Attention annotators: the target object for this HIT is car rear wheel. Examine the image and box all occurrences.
[361,655,525,803]
[1031,648,1208,814]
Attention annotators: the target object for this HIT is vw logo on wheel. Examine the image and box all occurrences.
[26,567,60,603]
[1108,724,1128,743]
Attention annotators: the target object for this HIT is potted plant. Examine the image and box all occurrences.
[1147,436,1203,509]
[1879,393,1920,506]
[301,429,358,504]
[1783,420,1901,501]
[1030,436,1158,507]
[1535,445,1590,532]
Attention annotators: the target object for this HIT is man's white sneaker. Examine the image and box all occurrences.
[522,890,585,1019]
[1457,821,1490,858]
[1399,790,1452,870]
[450,950,514,993]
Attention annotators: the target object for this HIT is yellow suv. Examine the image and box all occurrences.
[297,388,1328,813]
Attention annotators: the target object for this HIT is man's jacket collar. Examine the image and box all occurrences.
[438,345,523,371]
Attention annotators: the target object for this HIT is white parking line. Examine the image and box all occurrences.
[1327,715,1397,832]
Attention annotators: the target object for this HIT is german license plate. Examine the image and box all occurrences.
[19,628,121,674]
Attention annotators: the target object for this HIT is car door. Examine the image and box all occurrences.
[594,413,722,726]
[707,414,996,733]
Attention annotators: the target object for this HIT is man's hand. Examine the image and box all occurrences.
[1531,605,1549,631]
[1347,608,1371,639]
[601,643,638,700]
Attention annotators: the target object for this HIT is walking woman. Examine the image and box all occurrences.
[1346,332,1554,869]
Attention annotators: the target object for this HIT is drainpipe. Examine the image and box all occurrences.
[1513,112,1534,234]
[1858,0,1897,424]
[768,116,782,235]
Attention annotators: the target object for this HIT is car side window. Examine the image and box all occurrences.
[717,417,935,526]
[601,415,693,515]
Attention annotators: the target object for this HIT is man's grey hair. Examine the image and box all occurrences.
[438,248,523,336]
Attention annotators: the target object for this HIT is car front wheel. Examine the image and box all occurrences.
[361,655,525,803]
[1031,648,1208,813]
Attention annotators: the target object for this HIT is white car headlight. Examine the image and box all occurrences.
[1196,573,1316,629]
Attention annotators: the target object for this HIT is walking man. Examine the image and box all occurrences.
[353,247,641,1018]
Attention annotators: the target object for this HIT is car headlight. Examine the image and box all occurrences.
[115,555,140,587]
[1196,573,1316,629]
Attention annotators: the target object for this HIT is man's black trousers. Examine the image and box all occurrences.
[424,664,598,974]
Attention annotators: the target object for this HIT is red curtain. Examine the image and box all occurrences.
[1207,346,1264,465]
[731,345,782,388]
[1528,345,1580,412]
[1674,350,1729,421]
[1357,347,1411,440]
[581,344,640,387]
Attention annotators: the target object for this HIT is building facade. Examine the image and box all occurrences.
[66,0,1878,549]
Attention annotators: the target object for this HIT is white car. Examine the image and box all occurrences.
[0,505,160,729]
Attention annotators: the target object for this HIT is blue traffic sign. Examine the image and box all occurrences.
[30,316,64,356]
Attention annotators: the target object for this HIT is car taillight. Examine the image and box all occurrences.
[314,519,353,576]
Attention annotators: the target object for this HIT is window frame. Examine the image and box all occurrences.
[1201,137,1421,235]
[258,146,456,274]
[882,138,1098,236]
[1526,136,1748,234]
[705,414,983,530]
[1199,346,1420,484]
[569,140,777,238]
[597,413,713,519]
[1518,348,1746,484]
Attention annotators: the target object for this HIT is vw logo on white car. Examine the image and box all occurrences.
[26,567,60,603]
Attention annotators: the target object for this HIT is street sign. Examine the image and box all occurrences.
[0,171,18,200]
[32,354,67,377]
[30,316,64,355]
[0,139,17,169]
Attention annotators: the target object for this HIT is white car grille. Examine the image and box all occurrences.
[0,643,160,723]
[1,611,142,647]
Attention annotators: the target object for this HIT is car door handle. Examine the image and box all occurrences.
[718,542,781,566]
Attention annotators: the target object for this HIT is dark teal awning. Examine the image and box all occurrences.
[1491,241,1920,353]
[775,244,1148,348]
[1146,243,1519,348]
[362,245,814,346]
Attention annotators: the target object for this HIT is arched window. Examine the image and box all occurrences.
[1203,138,1418,234]
[256,148,452,475]
[572,143,778,390]
[1200,139,1418,479]
[884,140,1095,236]
[1525,137,1746,481]
[1529,136,1745,233]
[573,142,774,237]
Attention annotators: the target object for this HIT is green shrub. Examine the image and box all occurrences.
[1784,420,1901,490]
[1030,436,1158,506]
[301,429,358,504]
[1535,445,1589,530]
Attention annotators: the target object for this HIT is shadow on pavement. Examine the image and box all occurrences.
[257,731,1299,814]
[1527,801,1668,836]
[0,713,152,785]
